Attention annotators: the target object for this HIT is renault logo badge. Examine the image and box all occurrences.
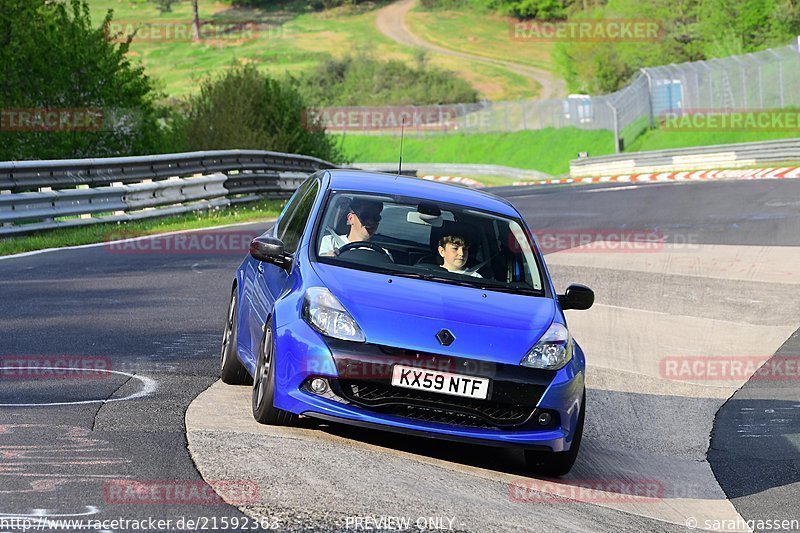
[436,329,455,346]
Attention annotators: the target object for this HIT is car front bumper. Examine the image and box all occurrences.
[273,318,585,452]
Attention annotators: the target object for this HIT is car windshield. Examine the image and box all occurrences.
[313,191,544,295]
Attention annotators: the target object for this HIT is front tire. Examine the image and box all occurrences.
[220,288,250,385]
[252,322,296,426]
[524,392,585,477]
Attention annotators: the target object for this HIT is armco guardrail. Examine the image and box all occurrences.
[570,138,800,178]
[0,150,337,237]
[0,150,335,193]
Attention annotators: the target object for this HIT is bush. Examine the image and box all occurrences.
[488,0,568,19]
[0,0,167,160]
[294,54,479,107]
[175,65,347,164]
[421,0,569,18]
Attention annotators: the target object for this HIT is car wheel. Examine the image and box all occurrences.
[252,321,296,426]
[220,288,250,385]
[524,391,585,477]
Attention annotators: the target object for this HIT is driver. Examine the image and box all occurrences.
[319,198,383,256]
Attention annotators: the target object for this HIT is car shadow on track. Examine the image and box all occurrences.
[291,388,739,503]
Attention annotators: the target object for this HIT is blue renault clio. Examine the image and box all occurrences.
[220,169,593,476]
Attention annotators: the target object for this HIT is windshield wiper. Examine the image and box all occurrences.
[389,271,477,286]
[479,285,544,296]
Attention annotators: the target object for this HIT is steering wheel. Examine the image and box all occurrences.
[336,241,394,262]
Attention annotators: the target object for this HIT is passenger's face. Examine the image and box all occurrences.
[348,209,381,241]
[439,242,468,271]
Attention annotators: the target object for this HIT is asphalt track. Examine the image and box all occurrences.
[1,178,798,531]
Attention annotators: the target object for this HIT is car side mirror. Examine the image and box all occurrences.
[250,236,291,270]
[558,284,594,310]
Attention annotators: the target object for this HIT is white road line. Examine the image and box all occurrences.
[0,368,157,407]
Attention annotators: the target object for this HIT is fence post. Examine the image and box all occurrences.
[641,69,655,128]
[606,101,621,154]
[731,56,747,110]
[701,61,714,108]
[766,50,785,108]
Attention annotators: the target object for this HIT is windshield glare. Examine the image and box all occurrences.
[314,192,544,294]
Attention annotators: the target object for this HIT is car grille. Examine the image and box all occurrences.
[335,379,534,429]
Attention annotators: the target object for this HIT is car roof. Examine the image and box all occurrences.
[324,169,519,218]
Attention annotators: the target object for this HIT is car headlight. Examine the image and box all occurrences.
[520,322,572,370]
[302,287,365,342]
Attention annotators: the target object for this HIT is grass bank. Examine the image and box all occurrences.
[0,199,284,257]
[628,128,800,152]
[340,128,616,175]
[405,7,554,71]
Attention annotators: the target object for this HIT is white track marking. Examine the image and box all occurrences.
[0,368,157,407]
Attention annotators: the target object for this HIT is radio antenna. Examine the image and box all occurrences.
[397,119,405,176]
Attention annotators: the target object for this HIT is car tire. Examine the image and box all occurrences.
[220,288,250,385]
[524,391,585,477]
[252,321,296,426]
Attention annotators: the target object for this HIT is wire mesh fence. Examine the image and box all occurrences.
[324,41,800,153]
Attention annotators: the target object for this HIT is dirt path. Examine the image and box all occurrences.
[375,0,566,100]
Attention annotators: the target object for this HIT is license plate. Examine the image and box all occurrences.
[391,365,490,400]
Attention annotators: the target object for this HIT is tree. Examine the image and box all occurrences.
[0,0,167,160]
[191,0,201,41]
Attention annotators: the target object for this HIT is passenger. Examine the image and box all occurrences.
[438,234,482,277]
[319,198,383,256]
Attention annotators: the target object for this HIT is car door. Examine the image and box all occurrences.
[246,178,321,358]
[238,178,314,362]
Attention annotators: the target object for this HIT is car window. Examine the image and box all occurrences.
[277,176,315,238]
[280,180,320,254]
[374,205,455,246]
[313,191,544,295]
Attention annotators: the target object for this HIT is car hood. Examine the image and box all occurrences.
[312,263,555,365]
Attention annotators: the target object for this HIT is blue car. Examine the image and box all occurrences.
[220,170,594,476]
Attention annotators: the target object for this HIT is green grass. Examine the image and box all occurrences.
[88,0,541,100]
[406,7,554,71]
[340,128,615,175]
[0,199,284,256]
[628,126,800,153]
